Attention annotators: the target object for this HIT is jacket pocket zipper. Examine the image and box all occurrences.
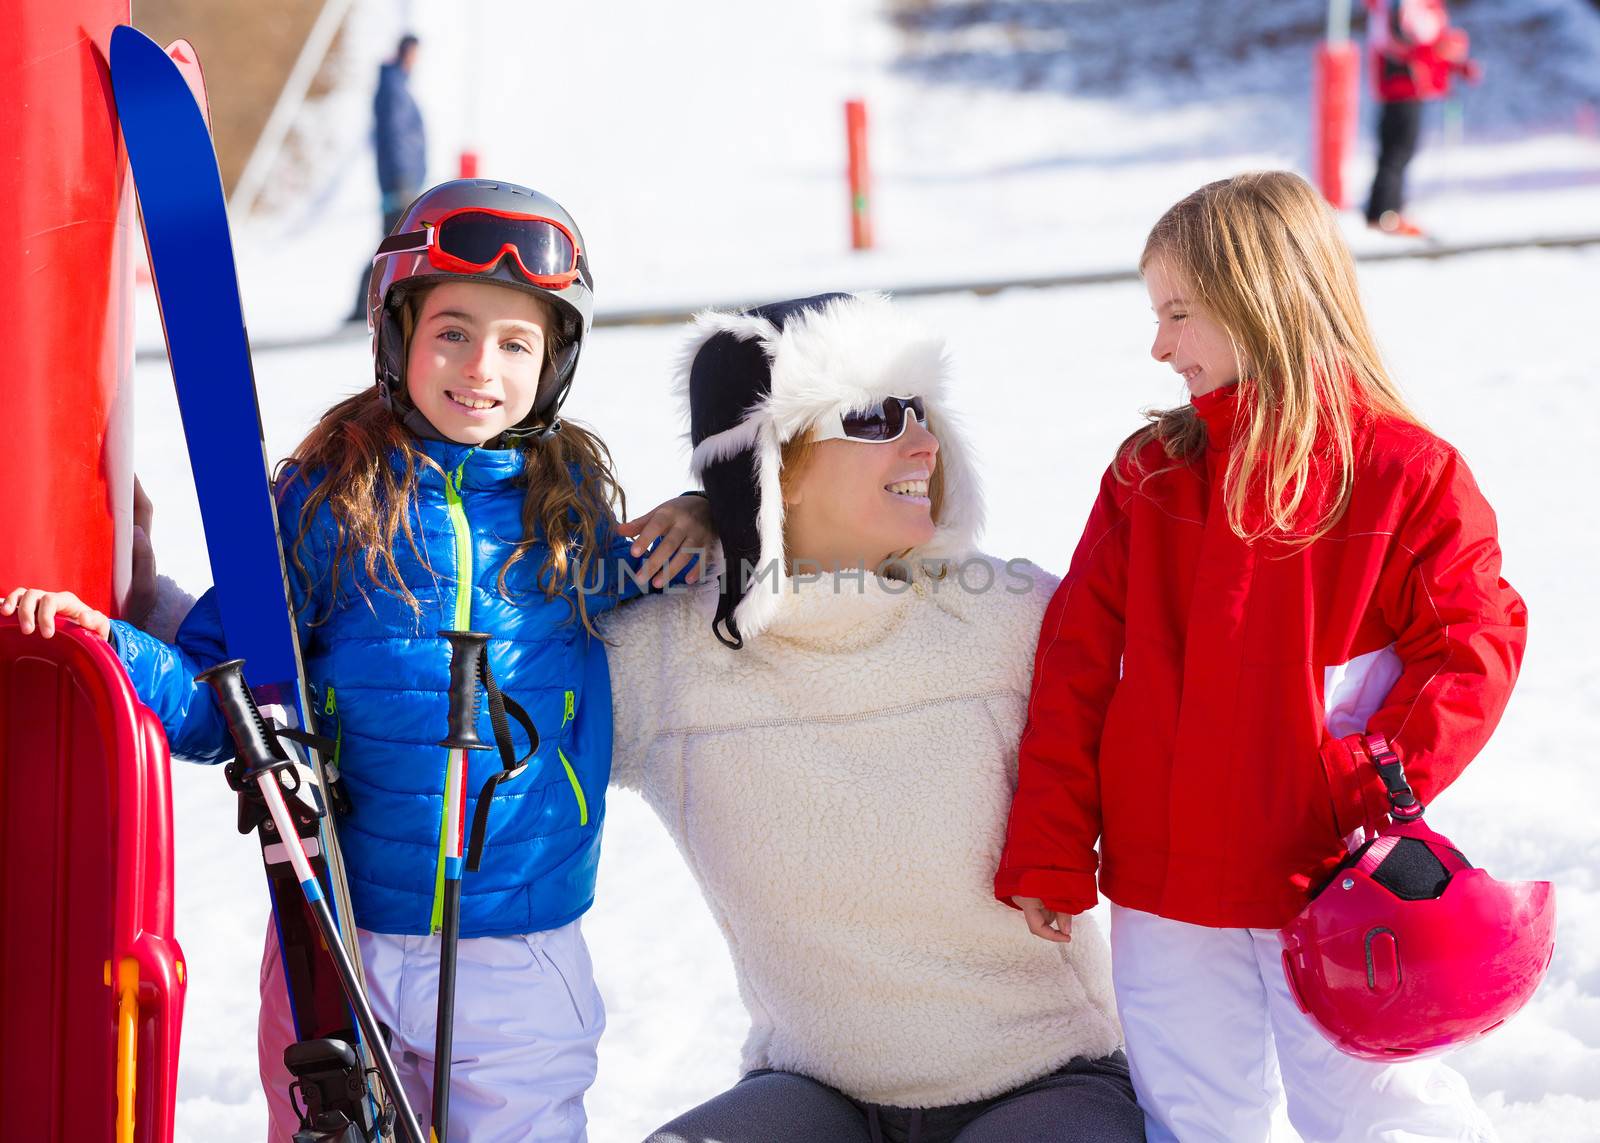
[560,690,588,826]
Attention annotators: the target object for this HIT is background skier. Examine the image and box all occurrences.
[348,32,428,322]
[1364,0,1482,237]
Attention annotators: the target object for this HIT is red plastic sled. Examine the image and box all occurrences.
[0,617,185,1142]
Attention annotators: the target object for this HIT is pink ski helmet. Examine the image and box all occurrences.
[1281,812,1556,1061]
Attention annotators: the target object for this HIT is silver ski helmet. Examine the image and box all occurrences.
[366,179,594,438]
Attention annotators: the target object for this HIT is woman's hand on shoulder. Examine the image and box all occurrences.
[126,476,158,628]
[2,587,111,640]
[1012,896,1073,944]
[617,495,715,590]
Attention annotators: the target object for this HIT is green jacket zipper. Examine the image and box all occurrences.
[431,457,475,933]
[322,685,342,774]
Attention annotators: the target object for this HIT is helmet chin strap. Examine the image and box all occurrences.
[500,416,562,443]
[500,365,574,443]
[400,403,452,443]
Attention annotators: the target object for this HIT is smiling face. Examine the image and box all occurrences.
[403,280,553,445]
[1145,255,1243,398]
[780,414,941,573]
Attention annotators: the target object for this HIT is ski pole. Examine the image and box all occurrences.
[432,631,493,1142]
[197,659,427,1143]
[431,631,539,1143]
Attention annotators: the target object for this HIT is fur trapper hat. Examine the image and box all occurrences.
[677,292,983,648]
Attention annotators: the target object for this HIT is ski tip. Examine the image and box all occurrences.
[110,23,159,59]
[164,37,212,130]
[164,38,198,67]
[110,25,168,80]
[111,23,214,142]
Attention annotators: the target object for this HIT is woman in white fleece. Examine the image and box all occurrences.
[606,293,1142,1143]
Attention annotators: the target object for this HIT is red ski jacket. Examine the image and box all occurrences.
[1368,0,1473,103]
[995,386,1526,929]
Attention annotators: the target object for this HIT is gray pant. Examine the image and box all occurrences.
[645,1053,1144,1143]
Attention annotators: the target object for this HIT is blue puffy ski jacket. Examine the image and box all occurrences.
[111,438,645,938]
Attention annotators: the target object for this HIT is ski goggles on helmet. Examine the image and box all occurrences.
[811,396,928,444]
[374,207,582,289]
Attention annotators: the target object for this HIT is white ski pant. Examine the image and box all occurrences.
[1109,905,1497,1143]
[258,918,605,1142]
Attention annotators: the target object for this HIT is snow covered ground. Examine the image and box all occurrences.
[134,1,1600,1139]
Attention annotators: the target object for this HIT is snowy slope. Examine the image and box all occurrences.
[129,1,1600,1140]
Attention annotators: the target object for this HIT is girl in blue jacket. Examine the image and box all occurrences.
[6,180,711,1141]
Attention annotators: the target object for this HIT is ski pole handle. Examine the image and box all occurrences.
[196,658,290,775]
[439,631,494,752]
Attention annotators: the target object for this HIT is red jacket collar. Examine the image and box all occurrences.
[1191,382,1244,450]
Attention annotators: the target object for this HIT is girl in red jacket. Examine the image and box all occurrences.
[997,170,1522,1143]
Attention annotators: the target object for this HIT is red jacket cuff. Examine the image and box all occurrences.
[1320,732,1397,837]
[994,869,1099,915]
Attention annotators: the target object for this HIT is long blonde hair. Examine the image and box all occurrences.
[1126,170,1422,543]
[277,281,625,636]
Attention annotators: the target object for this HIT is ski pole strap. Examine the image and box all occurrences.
[275,726,337,757]
[1363,733,1425,821]
[466,652,540,873]
[273,723,352,816]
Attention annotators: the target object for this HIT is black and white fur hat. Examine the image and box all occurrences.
[678,292,984,648]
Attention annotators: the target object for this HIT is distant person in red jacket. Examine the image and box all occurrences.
[996,171,1521,1142]
[1365,0,1482,237]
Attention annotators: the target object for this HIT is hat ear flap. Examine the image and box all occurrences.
[703,451,761,650]
[731,419,788,641]
[703,420,788,648]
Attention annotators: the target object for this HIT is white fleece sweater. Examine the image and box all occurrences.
[604,557,1123,1108]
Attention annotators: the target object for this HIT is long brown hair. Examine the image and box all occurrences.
[277,281,625,635]
[1125,170,1422,543]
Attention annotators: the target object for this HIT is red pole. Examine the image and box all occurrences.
[0,1,133,615]
[845,99,873,251]
[458,151,479,179]
[1313,0,1360,210]
[1313,42,1361,209]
